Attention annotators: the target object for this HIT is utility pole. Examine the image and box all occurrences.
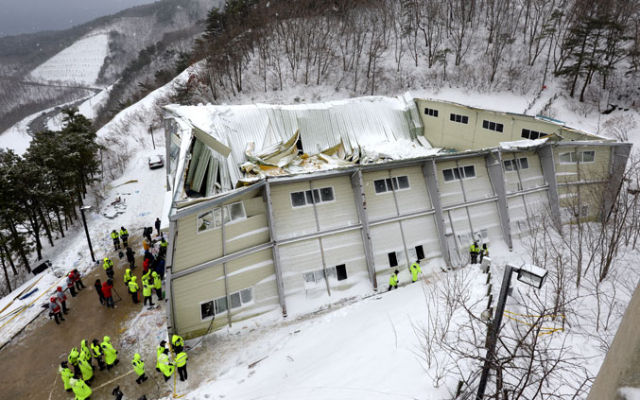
[80,206,96,262]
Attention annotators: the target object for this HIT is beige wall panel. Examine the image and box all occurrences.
[279,239,323,297]
[436,160,466,207]
[243,195,266,217]
[436,158,493,206]
[467,202,503,243]
[226,249,275,293]
[443,208,472,249]
[503,151,545,193]
[554,146,610,185]
[225,214,270,254]
[363,170,400,220]
[393,166,432,213]
[512,118,562,140]
[400,215,442,259]
[319,231,369,292]
[271,181,318,240]
[174,213,223,273]
[313,176,361,231]
[370,222,407,272]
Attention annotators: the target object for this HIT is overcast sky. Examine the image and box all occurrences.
[0,0,159,37]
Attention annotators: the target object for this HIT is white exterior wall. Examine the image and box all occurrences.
[436,158,494,207]
[503,151,545,193]
[363,170,402,220]
[271,181,317,240]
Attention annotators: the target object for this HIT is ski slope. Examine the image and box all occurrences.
[29,33,109,86]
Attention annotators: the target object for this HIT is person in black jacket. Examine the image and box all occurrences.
[126,247,135,269]
[155,218,161,236]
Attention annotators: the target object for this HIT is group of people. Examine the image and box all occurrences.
[110,227,130,251]
[49,269,85,324]
[155,334,190,383]
[388,259,423,291]
[469,241,489,264]
[59,336,119,400]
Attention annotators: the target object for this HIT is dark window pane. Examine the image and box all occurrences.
[531,131,539,139]
[443,169,454,182]
[320,187,334,202]
[215,297,228,313]
[497,124,504,132]
[504,160,513,171]
[336,264,348,281]
[388,252,398,267]
[312,189,321,203]
[522,129,530,139]
[306,190,314,204]
[230,292,241,309]
[386,178,393,191]
[464,165,475,178]
[240,288,252,303]
[453,168,461,180]
[374,179,387,193]
[582,151,595,162]
[291,192,306,207]
[450,114,455,121]
[201,301,214,319]
[424,108,429,115]
[519,158,529,169]
[483,120,489,129]
[434,110,439,117]
[462,116,469,124]
[397,176,410,189]
[391,178,398,190]
[415,245,425,260]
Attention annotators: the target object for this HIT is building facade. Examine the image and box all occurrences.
[162,97,631,338]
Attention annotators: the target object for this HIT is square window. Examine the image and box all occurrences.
[320,187,334,202]
[581,151,595,162]
[462,116,469,124]
[489,122,496,130]
[496,123,504,132]
[227,202,246,221]
[197,211,214,232]
[303,272,315,283]
[388,252,398,268]
[504,160,514,171]
[450,114,456,122]
[291,192,306,207]
[397,176,410,189]
[336,264,348,281]
[559,153,572,163]
[374,179,387,193]
[483,120,489,129]
[326,267,337,278]
[230,292,242,309]
[463,165,475,178]
[415,245,425,260]
[530,131,540,139]
[522,129,530,139]
[200,301,214,320]
[433,110,439,117]
[443,169,455,182]
[314,270,326,282]
[240,288,253,304]
[519,158,529,169]
[215,297,228,314]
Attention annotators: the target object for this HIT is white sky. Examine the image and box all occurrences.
[0,0,159,37]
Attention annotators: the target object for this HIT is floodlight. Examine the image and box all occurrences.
[80,205,92,211]
[516,264,548,290]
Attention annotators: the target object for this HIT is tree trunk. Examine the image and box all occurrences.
[6,217,30,273]
[55,208,65,238]
[37,205,54,247]
[0,246,12,293]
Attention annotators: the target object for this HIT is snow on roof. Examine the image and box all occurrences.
[499,138,549,151]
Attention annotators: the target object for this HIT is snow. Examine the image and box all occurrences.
[620,387,640,400]
[46,86,111,131]
[29,34,109,86]
[0,113,35,154]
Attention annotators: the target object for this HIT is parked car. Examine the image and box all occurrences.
[148,155,164,169]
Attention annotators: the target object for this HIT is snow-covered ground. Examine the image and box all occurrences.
[46,86,111,131]
[28,33,109,86]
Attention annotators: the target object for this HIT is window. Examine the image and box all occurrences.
[503,157,529,172]
[521,129,548,140]
[336,264,348,281]
[303,266,339,283]
[201,287,254,320]
[442,165,476,182]
[215,297,228,314]
[450,113,469,124]
[558,151,596,164]
[197,202,247,233]
[290,187,335,208]
[373,176,411,194]
[200,301,214,320]
[388,252,398,268]
[415,245,425,260]
[482,120,504,132]
[424,107,439,117]
[562,205,590,219]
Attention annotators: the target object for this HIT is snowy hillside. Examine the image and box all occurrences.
[28,34,109,86]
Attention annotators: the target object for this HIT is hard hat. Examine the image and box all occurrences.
[57,286,62,291]
[104,257,108,261]
[50,297,56,302]
[132,276,137,281]
[103,336,110,342]
[152,272,158,277]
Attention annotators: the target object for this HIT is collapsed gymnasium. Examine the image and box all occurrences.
[161,95,631,338]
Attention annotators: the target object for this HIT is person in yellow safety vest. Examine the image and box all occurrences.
[142,267,152,282]
[119,227,129,247]
[124,269,132,285]
[410,260,422,283]
[111,230,121,251]
[388,269,399,291]
[91,339,106,371]
[158,348,175,382]
[78,354,94,384]
[176,350,188,381]
[142,276,155,307]
[101,336,119,370]
[172,334,184,353]
[131,353,148,384]
[479,243,489,263]
[156,340,167,372]
[103,257,114,279]
[59,361,73,392]
[128,276,140,304]
[152,271,162,301]
[69,377,92,400]
[68,347,80,377]
[80,339,92,367]
[469,241,479,264]
[159,237,168,258]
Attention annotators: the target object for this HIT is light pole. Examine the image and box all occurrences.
[476,263,548,400]
[80,205,96,262]
[149,125,156,150]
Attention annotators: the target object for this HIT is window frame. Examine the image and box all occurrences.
[290,186,336,208]
[442,165,477,183]
[482,120,504,133]
[199,300,215,321]
[336,264,348,281]
[558,151,596,164]
[424,107,439,117]
[373,175,411,195]
[521,128,547,140]
[449,113,469,124]
[201,287,254,321]
[196,202,247,234]
[503,157,529,172]
[388,251,399,268]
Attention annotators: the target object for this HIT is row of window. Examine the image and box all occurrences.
[482,120,504,132]
[443,165,476,182]
[521,129,547,140]
[374,176,410,194]
[200,287,253,320]
[197,202,247,233]
[303,264,348,283]
[388,245,426,267]
[559,151,595,164]
[291,187,335,208]
[503,157,529,171]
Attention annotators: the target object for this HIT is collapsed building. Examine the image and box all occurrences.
[161,94,631,338]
